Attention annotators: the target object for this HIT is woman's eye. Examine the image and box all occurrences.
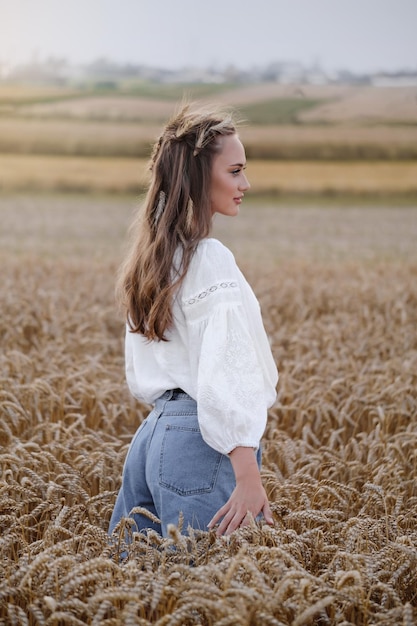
[231,169,240,175]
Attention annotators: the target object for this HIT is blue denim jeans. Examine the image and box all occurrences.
[109,389,261,537]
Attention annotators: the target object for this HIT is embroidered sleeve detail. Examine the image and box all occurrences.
[183,281,238,307]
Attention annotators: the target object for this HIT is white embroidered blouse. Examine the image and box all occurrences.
[125,238,278,455]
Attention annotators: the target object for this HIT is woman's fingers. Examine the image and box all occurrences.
[216,509,244,536]
[209,503,253,536]
[207,503,228,529]
[208,505,236,535]
[262,500,274,526]
[208,485,274,536]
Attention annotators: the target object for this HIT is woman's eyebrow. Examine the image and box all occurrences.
[229,162,246,167]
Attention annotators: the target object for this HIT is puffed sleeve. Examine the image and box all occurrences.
[181,240,278,454]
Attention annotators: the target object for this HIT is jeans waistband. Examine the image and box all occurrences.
[161,388,193,401]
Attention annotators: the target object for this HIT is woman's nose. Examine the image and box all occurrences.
[240,174,250,191]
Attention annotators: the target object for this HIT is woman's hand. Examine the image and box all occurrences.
[207,447,274,536]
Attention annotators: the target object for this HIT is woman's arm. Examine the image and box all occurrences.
[207,446,274,536]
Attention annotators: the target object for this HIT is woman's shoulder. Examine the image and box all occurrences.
[195,238,236,264]
[183,238,239,293]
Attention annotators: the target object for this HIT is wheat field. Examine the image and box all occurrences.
[1,194,417,625]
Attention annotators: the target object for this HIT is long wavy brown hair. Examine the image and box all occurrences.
[117,105,237,341]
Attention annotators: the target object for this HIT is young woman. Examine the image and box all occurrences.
[109,105,278,538]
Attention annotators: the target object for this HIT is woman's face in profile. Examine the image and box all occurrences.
[210,134,250,217]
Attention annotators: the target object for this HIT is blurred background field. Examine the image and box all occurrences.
[0,81,417,197]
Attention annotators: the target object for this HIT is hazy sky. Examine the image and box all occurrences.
[1,0,416,73]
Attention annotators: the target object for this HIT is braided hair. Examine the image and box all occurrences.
[117,104,237,341]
